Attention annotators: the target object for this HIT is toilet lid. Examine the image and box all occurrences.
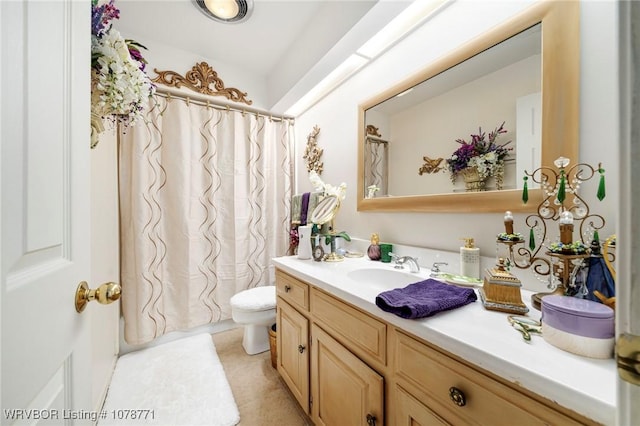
[230,286,276,311]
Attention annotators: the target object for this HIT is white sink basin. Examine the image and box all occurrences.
[347,267,423,290]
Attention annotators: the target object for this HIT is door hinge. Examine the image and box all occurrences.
[617,333,640,386]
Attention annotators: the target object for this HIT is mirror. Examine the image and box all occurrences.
[366,24,541,197]
[311,195,341,226]
[357,1,579,213]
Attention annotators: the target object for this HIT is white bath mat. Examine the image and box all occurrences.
[100,333,240,426]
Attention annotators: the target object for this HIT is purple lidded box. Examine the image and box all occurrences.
[541,295,614,359]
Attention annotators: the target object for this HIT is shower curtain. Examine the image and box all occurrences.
[119,95,293,345]
[364,137,388,196]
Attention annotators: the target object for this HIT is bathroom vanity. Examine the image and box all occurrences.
[273,256,615,426]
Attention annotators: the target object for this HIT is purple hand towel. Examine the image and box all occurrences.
[300,192,311,225]
[375,279,477,319]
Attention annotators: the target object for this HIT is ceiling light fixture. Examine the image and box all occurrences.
[194,0,253,23]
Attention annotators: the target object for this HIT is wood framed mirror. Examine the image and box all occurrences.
[357,1,579,213]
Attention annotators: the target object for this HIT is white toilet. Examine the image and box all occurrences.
[230,286,277,355]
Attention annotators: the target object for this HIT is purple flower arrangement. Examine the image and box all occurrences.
[446,122,512,181]
[91,0,119,38]
[92,0,149,72]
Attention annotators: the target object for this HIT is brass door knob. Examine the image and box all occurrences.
[75,281,121,313]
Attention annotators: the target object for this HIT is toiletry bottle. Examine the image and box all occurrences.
[367,233,381,261]
[460,238,480,279]
[297,225,312,260]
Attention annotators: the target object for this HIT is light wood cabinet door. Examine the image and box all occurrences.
[394,384,451,426]
[311,324,384,426]
[391,328,589,426]
[277,299,310,414]
[312,288,386,367]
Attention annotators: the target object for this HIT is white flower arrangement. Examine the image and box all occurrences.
[467,151,502,180]
[91,0,155,148]
[91,30,153,124]
[309,171,347,201]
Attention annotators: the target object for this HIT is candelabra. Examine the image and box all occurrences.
[496,157,606,310]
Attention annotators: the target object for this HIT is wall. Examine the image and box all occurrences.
[294,1,619,292]
[119,31,271,112]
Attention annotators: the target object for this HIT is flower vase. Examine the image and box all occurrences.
[460,166,486,192]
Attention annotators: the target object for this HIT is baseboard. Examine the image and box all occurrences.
[118,318,239,355]
[94,354,118,426]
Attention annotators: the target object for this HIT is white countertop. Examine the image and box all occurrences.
[272,255,616,425]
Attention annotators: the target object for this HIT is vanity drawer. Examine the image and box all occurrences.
[276,269,310,312]
[311,288,386,366]
[391,329,585,426]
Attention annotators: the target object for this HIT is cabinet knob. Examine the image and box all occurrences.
[284,285,291,292]
[298,344,306,353]
[449,387,466,407]
[366,413,376,426]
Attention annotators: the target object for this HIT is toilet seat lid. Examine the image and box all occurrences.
[230,286,276,311]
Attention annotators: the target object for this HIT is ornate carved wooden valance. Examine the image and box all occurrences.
[152,61,253,105]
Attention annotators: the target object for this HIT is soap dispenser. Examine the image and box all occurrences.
[460,238,480,279]
[367,233,381,261]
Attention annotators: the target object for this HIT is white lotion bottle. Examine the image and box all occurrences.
[297,225,313,260]
[460,237,480,279]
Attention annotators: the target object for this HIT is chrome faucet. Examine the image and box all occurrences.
[390,253,420,273]
[430,261,448,277]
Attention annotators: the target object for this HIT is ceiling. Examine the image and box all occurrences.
[114,0,413,114]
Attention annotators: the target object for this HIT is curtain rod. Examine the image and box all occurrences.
[366,135,388,144]
[154,88,295,123]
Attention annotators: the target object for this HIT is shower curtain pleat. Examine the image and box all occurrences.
[119,96,293,345]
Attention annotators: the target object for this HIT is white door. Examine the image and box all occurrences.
[515,92,541,190]
[1,0,94,424]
